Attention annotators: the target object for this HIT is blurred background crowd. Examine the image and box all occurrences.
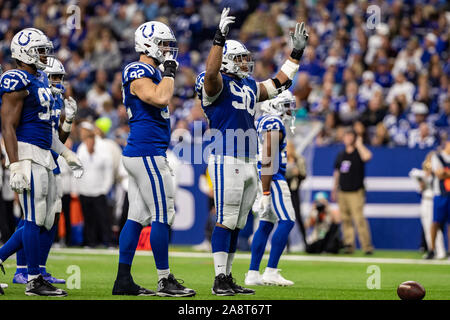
[0,0,449,249]
[0,0,448,149]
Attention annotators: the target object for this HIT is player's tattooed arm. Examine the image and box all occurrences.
[131,76,175,108]
[258,22,309,102]
[1,90,27,164]
[204,7,235,97]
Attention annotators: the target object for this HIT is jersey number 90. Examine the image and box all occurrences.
[229,81,256,116]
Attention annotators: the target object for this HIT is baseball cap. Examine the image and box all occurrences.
[362,71,374,81]
[411,102,428,115]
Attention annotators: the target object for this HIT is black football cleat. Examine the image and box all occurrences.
[157,274,196,297]
[226,273,255,295]
[424,250,435,260]
[0,263,5,275]
[25,275,67,297]
[0,285,4,295]
[212,273,235,296]
[112,276,156,296]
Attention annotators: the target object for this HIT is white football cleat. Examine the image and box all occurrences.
[0,283,8,289]
[244,270,264,286]
[262,268,294,286]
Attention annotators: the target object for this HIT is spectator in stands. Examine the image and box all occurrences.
[386,72,415,106]
[434,97,450,129]
[359,71,383,103]
[383,98,410,146]
[408,122,438,149]
[335,81,364,126]
[87,69,112,115]
[426,138,450,259]
[332,128,374,254]
[371,123,390,147]
[360,91,386,129]
[374,57,394,91]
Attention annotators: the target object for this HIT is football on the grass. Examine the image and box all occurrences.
[397,281,426,300]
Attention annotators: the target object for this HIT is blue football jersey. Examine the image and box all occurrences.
[256,115,287,180]
[122,61,170,157]
[0,69,54,150]
[196,72,258,158]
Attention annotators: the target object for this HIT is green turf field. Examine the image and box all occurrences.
[1,247,449,300]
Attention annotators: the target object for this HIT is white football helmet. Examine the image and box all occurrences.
[135,21,178,64]
[44,57,66,95]
[260,90,297,132]
[221,40,254,79]
[11,28,54,70]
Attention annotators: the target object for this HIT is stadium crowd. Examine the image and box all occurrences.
[0,0,449,247]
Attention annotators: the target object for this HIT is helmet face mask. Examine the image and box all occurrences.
[31,43,54,70]
[44,57,65,94]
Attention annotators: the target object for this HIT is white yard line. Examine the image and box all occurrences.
[50,248,450,266]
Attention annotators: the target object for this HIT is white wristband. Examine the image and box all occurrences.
[261,79,278,100]
[62,120,72,133]
[280,59,299,80]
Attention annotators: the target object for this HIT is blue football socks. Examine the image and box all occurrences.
[267,220,294,269]
[249,220,274,271]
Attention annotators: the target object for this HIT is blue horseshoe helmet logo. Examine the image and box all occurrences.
[18,32,32,46]
[142,24,155,39]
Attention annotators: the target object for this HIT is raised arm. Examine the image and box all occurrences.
[258,22,309,102]
[355,136,373,162]
[204,8,235,97]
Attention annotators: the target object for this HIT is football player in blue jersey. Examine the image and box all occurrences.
[112,21,195,297]
[0,28,83,297]
[11,57,78,285]
[245,90,298,287]
[195,8,308,295]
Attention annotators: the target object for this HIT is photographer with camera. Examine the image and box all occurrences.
[305,192,342,254]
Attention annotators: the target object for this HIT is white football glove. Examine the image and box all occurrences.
[290,22,309,52]
[218,7,235,37]
[61,149,84,178]
[259,194,271,218]
[9,160,31,194]
[64,96,77,122]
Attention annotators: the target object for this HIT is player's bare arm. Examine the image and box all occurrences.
[204,7,235,97]
[130,76,174,108]
[1,90,27,164]
[258,22,309,102]
[259,130,282,216]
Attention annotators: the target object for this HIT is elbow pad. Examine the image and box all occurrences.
[261,78,293,100]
